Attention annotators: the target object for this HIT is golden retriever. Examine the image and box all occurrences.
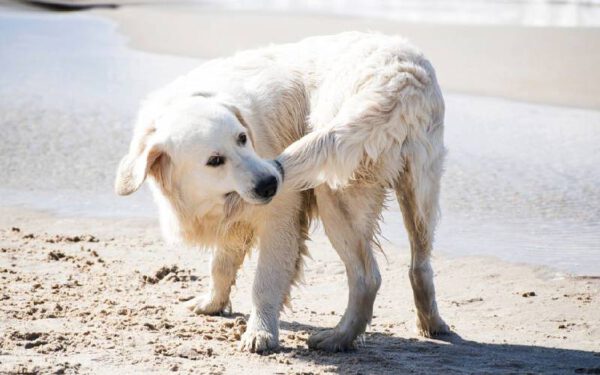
[115,31,448,353]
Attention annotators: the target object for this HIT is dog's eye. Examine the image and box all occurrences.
[237,133,247,146]
[206,155,225,167]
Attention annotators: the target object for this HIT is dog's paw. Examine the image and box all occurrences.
[416,316,450,338]
[239,328,278,353]
[307,329,357,352]
[185,295,231,316]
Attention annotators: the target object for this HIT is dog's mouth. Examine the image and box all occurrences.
[223,192,244,219]
[253,196,273,204]
[224,191,273,204]
[222,191,272,219]
[245,193,274,205]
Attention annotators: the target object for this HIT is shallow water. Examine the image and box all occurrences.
[0,7,598,275]
[383,94,600,275]
[194,0,600,27]
[0,6,197,217]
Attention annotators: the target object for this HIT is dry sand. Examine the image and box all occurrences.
[93,6,600,109]
[1,207,599,374]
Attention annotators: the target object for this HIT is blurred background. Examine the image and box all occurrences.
[1,0,599,275]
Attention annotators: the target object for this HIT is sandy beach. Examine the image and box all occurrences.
[1,207,599,374]
[0,1,599,373]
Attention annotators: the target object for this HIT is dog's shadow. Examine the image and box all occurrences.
[274,320,600,374]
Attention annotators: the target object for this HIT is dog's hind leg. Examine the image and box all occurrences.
[394,130,449,337]
[186,238,249,316]
[308,183,385,352]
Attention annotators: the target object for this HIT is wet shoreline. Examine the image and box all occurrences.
[0,5,599,276]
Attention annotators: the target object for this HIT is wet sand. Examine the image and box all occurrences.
[1,207,599,374]
[95,5,600,109]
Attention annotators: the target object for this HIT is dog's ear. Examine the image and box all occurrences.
[115,127,169,196]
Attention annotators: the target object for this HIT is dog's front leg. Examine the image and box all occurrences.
[239,216,300,353]
[186,245,246,315]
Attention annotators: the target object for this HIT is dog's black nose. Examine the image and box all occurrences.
[254,175,278,199]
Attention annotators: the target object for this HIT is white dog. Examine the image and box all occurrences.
[115,32,448,353]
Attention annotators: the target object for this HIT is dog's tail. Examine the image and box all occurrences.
[277,60,444,192]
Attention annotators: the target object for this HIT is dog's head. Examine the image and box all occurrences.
[115,95,283,209]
